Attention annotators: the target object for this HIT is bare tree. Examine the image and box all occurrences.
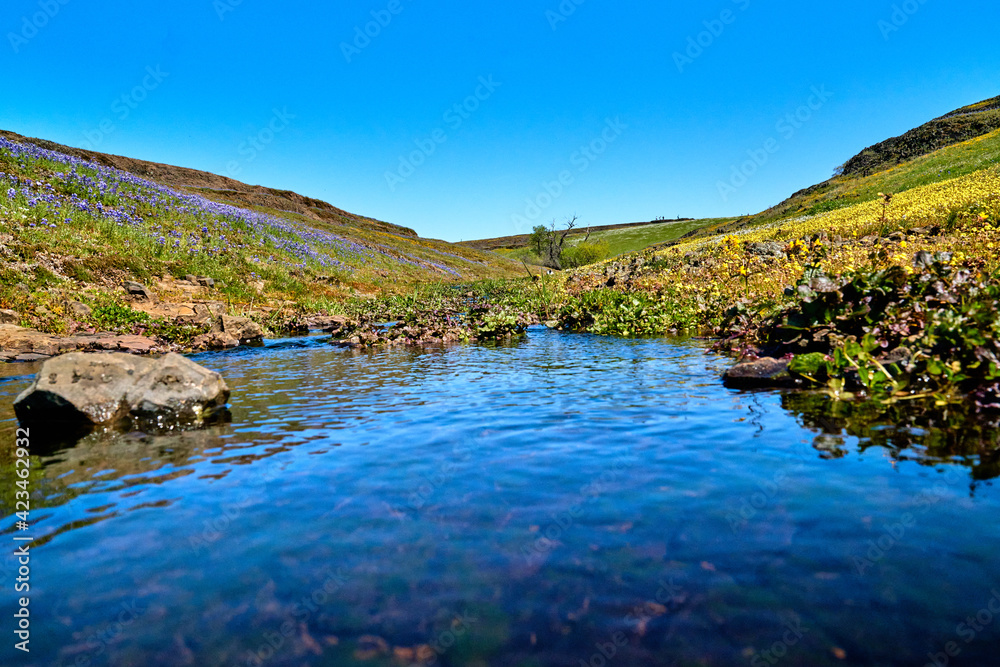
[542,215,578,269]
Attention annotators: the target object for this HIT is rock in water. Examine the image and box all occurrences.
[125,354,231,423]
[13,352,230,433]
[722,357,797,389]
[15,353,148,426]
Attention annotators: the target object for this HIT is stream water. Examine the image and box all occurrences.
[1,328,998,666]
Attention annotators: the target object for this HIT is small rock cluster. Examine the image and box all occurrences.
[333,315,471,349]
[332,307,532,349]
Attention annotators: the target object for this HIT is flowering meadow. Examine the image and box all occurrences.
[0,135,513,325]
[634,164,1000,317]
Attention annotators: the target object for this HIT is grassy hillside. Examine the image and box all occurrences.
[0,129,420,238]
[0,133,519,333]
[840,95,1000,177]
[564,217,735,256]
[679,99,1000,243]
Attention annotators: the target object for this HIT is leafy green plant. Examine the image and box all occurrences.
[88,298,151,333]
[748,253,1000,407]
[469,304,530,340]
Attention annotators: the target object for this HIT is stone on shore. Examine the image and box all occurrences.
[66,301,92,319]
[214,315,264,344]
[191,331,240,350]
[125,281,153,300]
[0,324,159,361]
[722,357,797,389]
[13,352,230,432]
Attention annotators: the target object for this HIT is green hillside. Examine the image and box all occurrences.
[563,217,735,256]
[685,104,1000,242]
[473,218,727,267]
[840,95,1000,176]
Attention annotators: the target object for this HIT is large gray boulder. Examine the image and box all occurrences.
[13,352,230,432]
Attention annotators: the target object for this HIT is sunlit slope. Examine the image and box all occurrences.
[466,218,724,263]
[686,97,1000,241]
[0,134,519,315]
[566,218,737,256]
[636,165,1000,318]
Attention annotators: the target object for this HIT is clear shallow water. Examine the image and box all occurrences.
[0,328,998,667]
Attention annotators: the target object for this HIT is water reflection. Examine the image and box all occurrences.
[783,391,1000,481]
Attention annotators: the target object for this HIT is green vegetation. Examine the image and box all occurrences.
[338,276,567,322]
[88,297,153,332]
[557,286,702,337]
[561,240,611,268]
[726,254,1000,407]
[571,217,735,255]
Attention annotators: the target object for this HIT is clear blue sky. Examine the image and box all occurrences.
[2,0,997,242]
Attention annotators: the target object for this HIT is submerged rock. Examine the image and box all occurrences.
[722,357,797,389]
[13,352,230,433]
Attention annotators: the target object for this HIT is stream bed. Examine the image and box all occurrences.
[1,327,998,666]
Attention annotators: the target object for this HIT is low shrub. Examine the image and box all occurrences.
[561,241,610,269]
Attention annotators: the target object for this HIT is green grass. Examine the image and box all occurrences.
[570,217,737,256]
[498,218,732,267]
